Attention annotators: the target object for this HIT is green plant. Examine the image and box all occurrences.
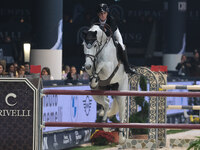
[129,76,149,135]
[187,136,200,150]
[90,130,115,146]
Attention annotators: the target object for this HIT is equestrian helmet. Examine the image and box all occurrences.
[97,3,109,13]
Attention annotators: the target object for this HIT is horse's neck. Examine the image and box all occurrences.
[98,38,119,79]
[101,38,117,59]
[96,28,118,66]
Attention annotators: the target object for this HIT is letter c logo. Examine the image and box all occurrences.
[5,93,17,107]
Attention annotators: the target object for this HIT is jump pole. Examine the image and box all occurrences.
[160,85,200,90]
[42,90,200,97]
[167,105,200,110]
[45,122,200,129]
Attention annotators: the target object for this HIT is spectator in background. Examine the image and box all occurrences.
[62,65,70,79]
[41,67,54,80]
[0,59,6,68]
[13,62,18,68]
[0,63,6,76]
[0,60,6,73]
[189,49,200,77]
[79,67,89,80]
[13,62,18,74]
[8,63,16,77]
[17,65,25,78]
[67,66,79,80]
[24,62,30,75]
[176,54,191,76]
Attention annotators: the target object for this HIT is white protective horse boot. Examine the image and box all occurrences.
[114,28,136,74]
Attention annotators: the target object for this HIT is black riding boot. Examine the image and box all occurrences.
[121,50,136,74]
[116,43,136,74]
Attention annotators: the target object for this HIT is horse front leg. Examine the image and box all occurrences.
[90,62,105,89]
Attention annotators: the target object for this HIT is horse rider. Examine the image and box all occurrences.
[91,3,136,74]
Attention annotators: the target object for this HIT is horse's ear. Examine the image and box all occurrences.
[82,30,88,39]
[91,31,97,38]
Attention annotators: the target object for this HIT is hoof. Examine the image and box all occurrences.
[90,83,98,89]
[118,136,126,144]
[103,127,110,132]
[98,109,104,116]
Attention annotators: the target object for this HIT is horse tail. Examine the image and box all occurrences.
[107,98,118,117]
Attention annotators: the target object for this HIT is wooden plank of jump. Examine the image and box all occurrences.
[161,85,200,90]
[42,89,200,97]
[167,105,200,110]
[45,122,200,129]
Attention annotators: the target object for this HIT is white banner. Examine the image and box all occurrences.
[43,86,97,132]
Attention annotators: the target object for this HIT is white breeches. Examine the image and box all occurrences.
[114,28,125,50]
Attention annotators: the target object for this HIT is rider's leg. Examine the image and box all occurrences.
[114,28,136,74]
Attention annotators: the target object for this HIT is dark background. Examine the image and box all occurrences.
[63,0,164,68]
[0,0,200,70]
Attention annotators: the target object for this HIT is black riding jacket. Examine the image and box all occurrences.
[91,15,118,36]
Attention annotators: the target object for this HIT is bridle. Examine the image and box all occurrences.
[84,28,111,82]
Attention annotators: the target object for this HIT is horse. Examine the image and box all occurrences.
[82,24,129,144]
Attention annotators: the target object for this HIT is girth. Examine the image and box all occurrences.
[98,61,121,87]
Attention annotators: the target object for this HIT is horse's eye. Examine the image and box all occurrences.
[94,44,97,48]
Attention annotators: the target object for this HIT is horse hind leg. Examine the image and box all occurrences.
[99,97,119,118]
[107,97,119,117]
[102,96,109,122]
[98,97,109,117]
